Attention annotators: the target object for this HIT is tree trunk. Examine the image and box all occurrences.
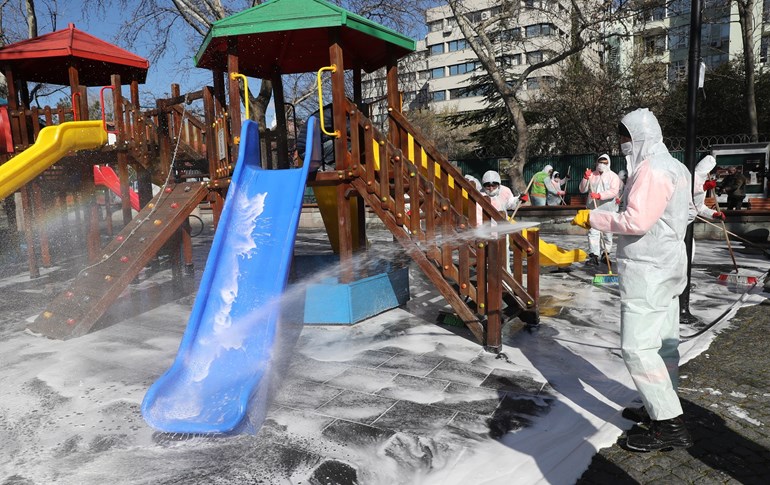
[25,0,38,38]
[503,94,528,191]
[736,0,758,140]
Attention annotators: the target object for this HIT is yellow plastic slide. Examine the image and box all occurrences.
[0,121,108,200]
[522,229,587,267]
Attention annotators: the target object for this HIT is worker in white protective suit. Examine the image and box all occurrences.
[693,155,726,222]
[579,154,621,266]
[571,108,696,452]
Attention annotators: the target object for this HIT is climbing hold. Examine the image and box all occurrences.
[66,318,76,326]
[148,203,155,209]
[164,187,173,193]
[65,291,74,298]
[104,275,112,281]
[154,219,162,226]
[170,203,179,209]
[43,311,53,319]
[120,256,129,263]
[116,236,124,242]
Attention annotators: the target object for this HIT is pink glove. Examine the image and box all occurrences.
[584,168,592,179]
[713,211,726,221]
[520,194,529,202]
[589,192,601,200]
[703,180,717,191]
[558,191,566,196]
[615,197,621,204]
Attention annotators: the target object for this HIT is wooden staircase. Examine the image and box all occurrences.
[342,100,539,351]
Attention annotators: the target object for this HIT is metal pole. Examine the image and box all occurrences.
[680,0,704,323]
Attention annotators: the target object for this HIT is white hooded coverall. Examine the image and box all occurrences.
[590,109,695,421]
[579,155,621,256]
[693,155,721,220]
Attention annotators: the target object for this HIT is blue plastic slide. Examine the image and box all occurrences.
[141,118,319,434]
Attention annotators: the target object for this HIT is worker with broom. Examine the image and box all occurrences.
[579,154,621,266]
[571,108,696,452]
[694,155,726,221]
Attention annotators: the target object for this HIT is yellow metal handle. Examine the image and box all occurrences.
[316,65,340,138]
[230,72,249,121]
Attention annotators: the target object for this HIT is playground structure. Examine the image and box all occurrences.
[0,0,558,433]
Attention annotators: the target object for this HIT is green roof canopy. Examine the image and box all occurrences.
[194,0,415,77]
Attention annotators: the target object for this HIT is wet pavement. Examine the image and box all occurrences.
[1,221,768,484]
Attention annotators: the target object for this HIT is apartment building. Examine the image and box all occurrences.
[363,0,770,123]
[362,0,578,123]
[605,0,770,83]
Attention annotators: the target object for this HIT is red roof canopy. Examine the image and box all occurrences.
[0,23,149,86]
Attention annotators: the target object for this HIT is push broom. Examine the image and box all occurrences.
[590,184,619,285]
[706,187,757,286]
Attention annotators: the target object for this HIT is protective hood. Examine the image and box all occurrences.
[597,154,610,163]
[619,108,666,177]
[482,170,501,185]
[464,174,482,191]
[552,171,560,179]
[542,164,553,174]
[695,155,716,175]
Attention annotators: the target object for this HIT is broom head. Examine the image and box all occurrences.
[717,273,758,286]
[593,273,619,285]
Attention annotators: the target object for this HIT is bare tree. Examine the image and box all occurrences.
[445,0,633,190]
[734,0,760,140]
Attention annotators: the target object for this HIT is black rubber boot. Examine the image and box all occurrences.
[585,254,600,266]
[626,416,693,451]
[622,406,651,424]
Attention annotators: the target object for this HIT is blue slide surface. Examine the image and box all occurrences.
[141,118,319,434]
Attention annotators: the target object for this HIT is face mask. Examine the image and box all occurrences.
[597,164,608,173]
[620,142,633,156]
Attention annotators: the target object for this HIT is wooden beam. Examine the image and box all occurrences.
[227,44,243,164]
[271,71,290,169]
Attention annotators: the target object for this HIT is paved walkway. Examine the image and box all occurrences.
[578,301,770,484]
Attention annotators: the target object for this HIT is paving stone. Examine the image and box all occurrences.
[288,358,350,383]
[324,366,398,393]
[371,400,456,433]
[321,419,396,447]
[375,373,450,403]
[375,353,444,377]
[480,368,552,396]
[425,359,493,387]
[316,390,398,425]
[273,379,343,410]
[339,349,398,369]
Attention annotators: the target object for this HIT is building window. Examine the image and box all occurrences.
[429,43,445,56]
[701,21,730,51]
[430,67,445,79]
[525,23,554,38]
[526,50,544,64]
[428,20,443,32]
[449,86,484,99]
[526,77,540,90]
[448,39,468,52]
[637,1,667,22]
[499,54,522,67]
[667,25,689,50]
[418,70,430,80]
[668,60,687,83]
[431,90,446,102]
[639,34,666,56]
[448,61,480,76]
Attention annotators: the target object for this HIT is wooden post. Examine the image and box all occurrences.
[4,68,22,149]
[272,71,290,169]
[203,87,218,178]
[19,186,39,278]
[485,237,503,352]
[227,45,242,164]
[386,52,401,150]
[329,30,353,283]
[111,75,133,226]
[31,182,51,267]
[68,65,87,121]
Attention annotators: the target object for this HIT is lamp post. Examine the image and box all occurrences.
[680,0,704,323]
